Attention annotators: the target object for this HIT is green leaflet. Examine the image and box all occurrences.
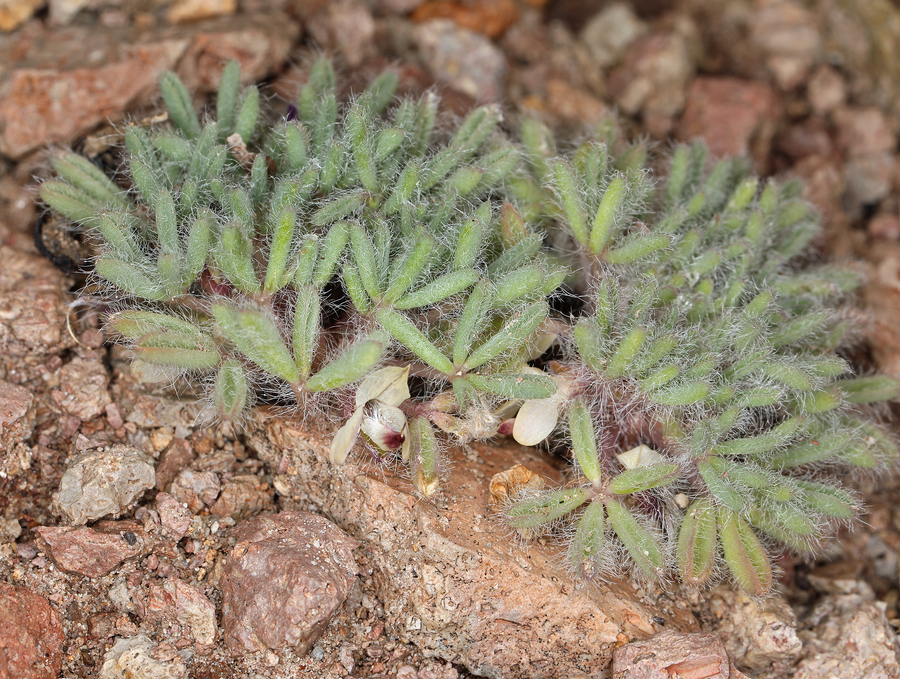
[718,507,772,597]
[212,303,299,384]
[571,500,605,579]
[507,488,589,530]
[677,498,717,587]
[606,499,665,578]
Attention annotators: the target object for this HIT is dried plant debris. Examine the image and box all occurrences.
[40,58,900,597]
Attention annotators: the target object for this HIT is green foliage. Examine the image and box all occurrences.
[42,59,900,597]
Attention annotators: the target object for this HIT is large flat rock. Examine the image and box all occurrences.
[246,411,698,679]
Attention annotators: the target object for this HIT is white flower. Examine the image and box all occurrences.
[330,366,410,464]
[512,369,574,447]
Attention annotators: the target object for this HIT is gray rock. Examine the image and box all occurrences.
[844,153,895,207]
[706,586,802,675]
[51,356,112,421]
[793,593,900,679]
[54,445,156,525]
[219,511,359,655]
[579,2,647,69]
[98,634,187,679]
[169,469,221,513]
[414,19,507,101]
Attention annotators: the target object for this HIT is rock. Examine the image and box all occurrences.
[169,469,221,513]
[833,107,897,158]
[774,116,833,161]
[414,19,507,101]
[155,440,195,492]
[0,247,73,377]
[411,0,518,40]
[0,379,34,476]
[579,2,647,69]
[0,0,42,33]
[0,40,186,159]
[0,517,21,543]
[793,594,900,679]
[749,0,822,90]
[544,79,609,128]
[247,414,698,678]
[48,0,91,25]
[869,212,900,240]
[0,13,299,158]
[141,577,217,650]
[210,475,274,522]
[167,0,237,24]
[306,0,377,69]
[0,582,65,679]
[705,586,802,675]
[808,65,847,115]
[54,445,156,525]
[219,511,360,655]
[126,396,203,432]
[677,76,781,169]
[156,492,192,539]
[611,629,731,679]
[97,634,187,679]
[843,153,895,208]
[51,357,112,421]
[173,12,300,92]
[607,26,695,136]
[378,0,426,13]
[35,522,150,577]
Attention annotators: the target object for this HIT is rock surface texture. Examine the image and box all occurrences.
[0,582,64,679]
[247,413,698,679]
[219,511,360,656]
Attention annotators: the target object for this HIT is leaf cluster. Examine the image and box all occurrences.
[40,59,900,596]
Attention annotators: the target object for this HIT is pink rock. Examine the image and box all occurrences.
[156,492,192,539]
[220,511,359,655]
[612,630,731,679]
[141,577,217,651]
[0,583,64,679]
[35,522,149,577]
[677,76,781,168]
[868,213,900,240]
[833,107,897,158]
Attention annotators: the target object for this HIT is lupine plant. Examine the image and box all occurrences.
[40,59,900,597]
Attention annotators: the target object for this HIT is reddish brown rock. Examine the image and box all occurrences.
[678,76,781,169]
[0,41,186,159]
[411,0,518,39]
[0,380,33,471]
[0,583,64,679]
[775,116,833,161]
[869,212,900,240]
[219,511,359,655]
[210,475,274,522]
[169,469,221,513]
[35,521,149,577]
[611,630,731,679]
[155,438,195,491]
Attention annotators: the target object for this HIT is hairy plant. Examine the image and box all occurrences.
[41,59,900,597]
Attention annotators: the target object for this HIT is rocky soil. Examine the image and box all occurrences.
[2,0,900,678]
